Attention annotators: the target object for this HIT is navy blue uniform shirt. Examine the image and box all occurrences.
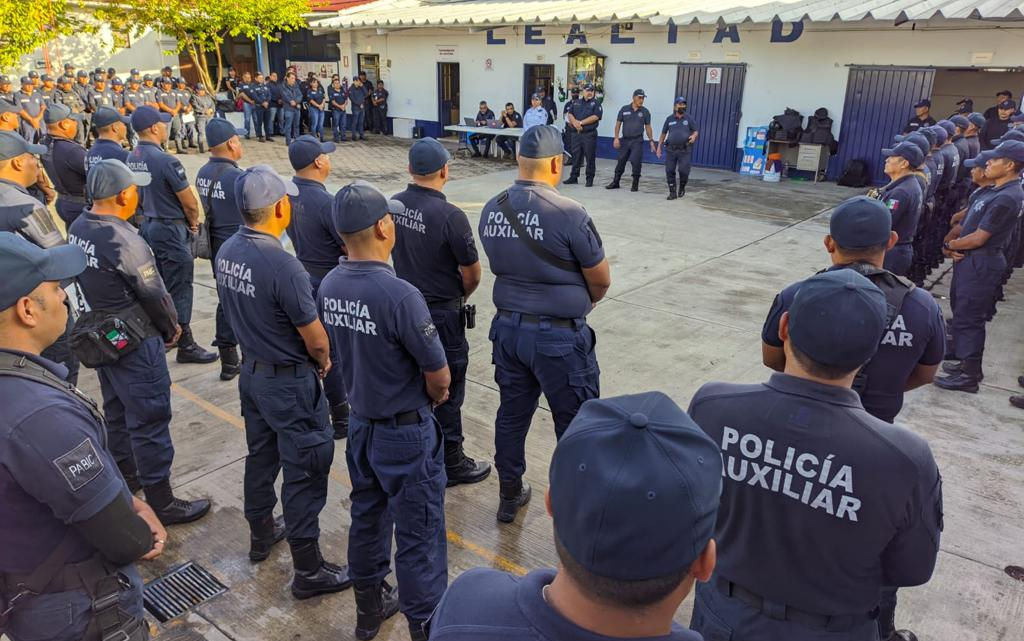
[41,135,87,197]
[85,138,129,173]
[479,180,604,319]
[328,86,348,109]
[762,265,945,423]
[282,83,303,108]
[267,81,284,105]
[348,84,368,111]
[391,183,478,303]
[15,91,44,117]
[923,154,941,199]
[880,174,923,245]
[318,260,447,418]
[474,108,495,125]
[67,211,178,340]
[903,115,936,134]
[127,141,189,220]
[430,568,703,641]
[195,157,243,231]
[0,350,131,574]
[688,373,942,615]
[215,227,318,365]
[306,86,325,108]
[662,113,699,146]
[616,104,651,138]
[938,144,959,190]
[287,177,345,276]
[250,83,271,105]
[0,178,65,248]
[567,99,602,132]
[959,179,1024,251]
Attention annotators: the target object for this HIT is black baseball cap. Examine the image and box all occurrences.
[829,196,892,249]
[408,137,450,175]
[998,99,1017,110]
[882,141,924,167]
[332,181,404,234]
[205,118,238,149]
[0,232,86,311]
[130,106,171,131]
[632,88,646,97]
[913,99,931,108]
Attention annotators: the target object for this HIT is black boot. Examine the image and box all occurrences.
[941,361,985,380]
[444,443,491,487]
[679,182,687,197]
[290,540,352,600]
[354,581,400,641]
[605,174,621,189]
[630,176,640,192]
[219,346,240,381]
[248,514,286,562]
[331,402,350,440]
[409,619,428,641]
[667,184,677,200]
[144,478,211,525]
[496,478,531,523]
[176,325,219,364]
[563,177,578,185]
[934,360,981,393]
[174,140,184,154]
[884,632,919,641]
[585,178,594,187]
[198,141,207,154]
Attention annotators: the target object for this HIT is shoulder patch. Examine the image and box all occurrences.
[139,263,159,283]
[420,319,438,340]
[53,438,105,491]
[172,161,187,182]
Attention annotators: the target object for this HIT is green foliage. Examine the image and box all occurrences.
[0,1,84,70]
[97,0,313,92]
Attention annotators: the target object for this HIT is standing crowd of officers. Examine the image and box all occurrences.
[0,66,1021,641]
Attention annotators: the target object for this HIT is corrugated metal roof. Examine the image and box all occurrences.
[310,0,1024,28]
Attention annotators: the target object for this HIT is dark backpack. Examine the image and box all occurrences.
[838,159,871,187]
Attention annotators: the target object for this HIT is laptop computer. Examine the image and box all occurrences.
[486,119,502,129]
[463,117,477,126]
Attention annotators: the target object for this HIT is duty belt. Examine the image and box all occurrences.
[58,193,88,204]
[716,577,876,631]
[666,143,690,151]
[497,310,576,328]
[302,263,334,280]
[362,406,427,426]
[427,297,462,311]
[244,360,314,377]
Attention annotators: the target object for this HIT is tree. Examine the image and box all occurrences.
[97,0,312,94]
[0,1,84,70]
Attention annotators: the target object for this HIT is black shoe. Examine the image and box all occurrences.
[266,137,276,142]
[941,360,962,375]
[563,177,578,185]
[667,186,677,200]
[472,150,481,157]
[354,581,400,641]
[630,177,640,192]
[933,373,980,393]
[219,346,240,381]
[331,402,349,440]
[249,514,286,562]
[496,479,531,523]
[1010,395,1024,410]
[258,136,265,142]
[177,325,219,364]
[409,620,428,641]
[679,185,687,197]
[445,445,491,487]
[144,478,211,525]
[290,540,353,599]
[885,631,919,641]
[585,179,594,187]
[605,180,620,190]
[1017,375,1023,389]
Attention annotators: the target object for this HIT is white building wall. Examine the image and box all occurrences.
[17,24,180,78]
[337,20,1023,145]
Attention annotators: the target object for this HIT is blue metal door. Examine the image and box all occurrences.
[675,63,746,170]
[831,66,935,184]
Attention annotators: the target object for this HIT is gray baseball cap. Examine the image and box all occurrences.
[234,165,299,211]
[0,130,46,160]
[0,232,86,311]
[93,107,130,129]
[43,103,74,125]
[86,158,151,200]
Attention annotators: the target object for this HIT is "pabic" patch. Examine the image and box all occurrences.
[52,438,105,491]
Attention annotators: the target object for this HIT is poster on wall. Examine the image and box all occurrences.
[287,60,341,82]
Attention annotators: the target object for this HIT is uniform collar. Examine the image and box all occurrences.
[82,209,137,231]
[0,348,69,380]
[239,226,283,244]
[514,179,557,193]
[884,174,915,189]
[339,258,395,275]
[138,140,162,150]
[764,372,864,409]
[292,176,327,191]
[990,179,1022,193]
[0,178,30,195]
[405,183,446,200]
[207,156,239,168]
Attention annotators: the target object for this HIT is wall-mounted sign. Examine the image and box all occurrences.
[706,67,722,84]
[437,45,458,58]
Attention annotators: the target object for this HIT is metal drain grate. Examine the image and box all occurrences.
[143,561,228,622]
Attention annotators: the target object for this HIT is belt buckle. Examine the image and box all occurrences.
[2,585,38,616]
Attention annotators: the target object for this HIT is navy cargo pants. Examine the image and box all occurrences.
[612,136,643,180]
[569,130,598,181]
[690,578,879,641]
[665,146,692,189]
[489,312,600,484]
[97,336,175,486]
[346,406,447,624]
[949,251,1005,374]
[430,304,468,447]
[141,218,194,325]
[210,229,239,349]
[239,361,333,542]
[309,273,347,410]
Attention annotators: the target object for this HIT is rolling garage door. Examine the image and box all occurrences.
[675,63,747,170]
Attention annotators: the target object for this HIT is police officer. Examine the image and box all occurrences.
[656,96,699,200]
[606,89,655,192]
[392,138,492,486]
[948,116,972,208]
[174,78,196,149]
[68,158,212,521]
[39,103,88,226]
[328,77,348,143]
[479,125,610,522]
[370,80,388,134]
[27,71,40,91]
[39,74,56,103]
[347,76,368,141]
[284,135,351,438]
[159,66,174,83]
[935,141,1024,392]
[430,392,720,641]
[140,75,159,110]
[562,86,580,163]
[693,268,942,641]
[110,78,126,115]
[237,71,256,139]
[0,232,163,641]
[902,98,936,134]
[521,93,546,131]
[55,76,87,144]
[215,164,352,596]
[128,106,218,364]
[85,107,131,173]
[928,124,958,267]
[196,119,245,380]
[86,74,115,114]
[251,73,274,143]
[282,72,303,144]
[563,84,602,187]
[876,142,925,276]
[0,75,15,104]
[15,77,45,143]
[537,86,557,126]
[155,77,184,154]
[470,100,495,157]
[0,131,78,381]
[0,101,20,132]
[762,196,945,426]
[122,76,147,149]
[980,98,1016,151]
[965,112,986,159]
[191,83,216,153]
[319,181,448,641]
